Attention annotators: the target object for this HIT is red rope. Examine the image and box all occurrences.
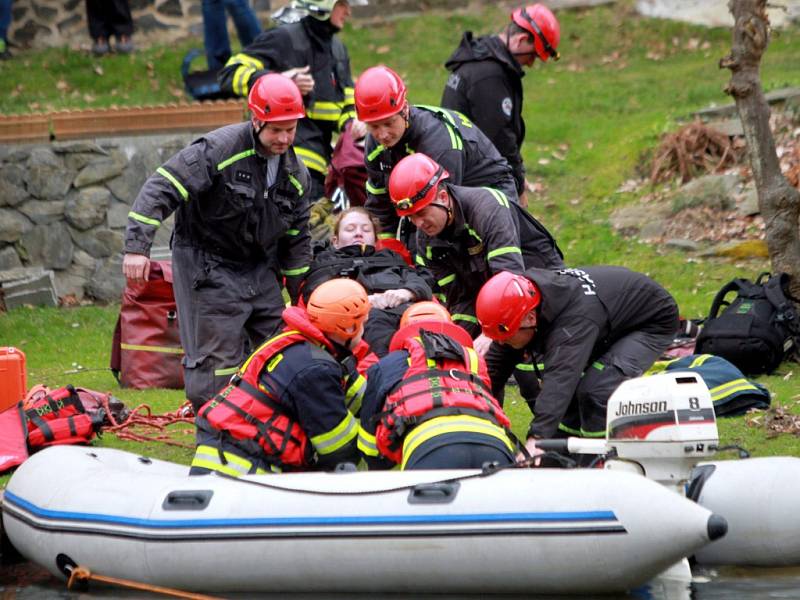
[100,396,196,449]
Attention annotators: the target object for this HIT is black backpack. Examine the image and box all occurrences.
[695,272,800,375]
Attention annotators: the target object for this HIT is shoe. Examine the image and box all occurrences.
[92,38,110,56]
[115,36,134,54]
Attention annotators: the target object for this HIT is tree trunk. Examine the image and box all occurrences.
[721,0,800,298]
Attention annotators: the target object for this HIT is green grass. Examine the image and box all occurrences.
[1,3,799,486]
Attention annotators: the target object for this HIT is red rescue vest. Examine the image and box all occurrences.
[25,385,102,449]
[375,326,511,464]
[197,309,336,469]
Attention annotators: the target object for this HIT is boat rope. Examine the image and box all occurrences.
[100,396,196,449]
[66,564,223,600]
[215,450,582,497]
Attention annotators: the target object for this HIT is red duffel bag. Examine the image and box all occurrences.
[110,261,184,389]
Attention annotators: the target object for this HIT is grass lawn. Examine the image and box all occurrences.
[1,2,799,486]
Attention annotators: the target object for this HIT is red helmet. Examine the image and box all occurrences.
[400,301,451,328]
[476,271,541,341]
[388,153,449,217]
[248,73,306,122]
[354,65,407,123]
[307,278,370,340]
[511,4,561,62]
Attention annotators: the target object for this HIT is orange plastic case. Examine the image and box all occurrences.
[0,347,27,412]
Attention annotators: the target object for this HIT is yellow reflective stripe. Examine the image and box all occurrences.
[483,187,510,208]
[218,149,256,171]
[241,330,301,373]
[710,379,760,401]
[580,428,607,438]
[452,314,479,325]
[344,374,366,414]
[690,354,714,368]
[437,273,456,287]
[367,144,386,161]
[444,122,461,150]
[233,66,256,96]
[282,265,310,276]
[311,412,358,454]
[434,293,447,303]
[191,445,270,476]
[415,255,426,266]
[357,425,379,457]
[557,423,582,436]
[487,246,522,260]
[214,366,239,377]
[287,174,305,197]
[307,101,342,121]
[466,347,479,374]
[338,109,357,130]
[401,415,513,469]
[366,181,386,195]
[378,232,395,240]
[295,147,328,174]
[286,228,300,236]
[344,87,355,102]
[156,167,188,201]
[128,211,161,228]
[226,53,265,71]
[120,343,182,355]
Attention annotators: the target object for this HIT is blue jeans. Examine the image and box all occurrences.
[0,0,13,42]
[202,0,262,71]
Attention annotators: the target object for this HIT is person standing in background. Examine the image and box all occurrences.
[202,0,262,71]
[0,0,12,59]
[85,0,135,56]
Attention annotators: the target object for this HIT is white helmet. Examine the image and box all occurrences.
[290,0,367,21]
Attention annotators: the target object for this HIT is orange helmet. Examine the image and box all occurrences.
[476,271,541,341]
[248,73,306,122]
[400,301,452,328]
[388,153,449,217]
[354,65,407,123]
[307,278,370,340]
[511,4,561,62]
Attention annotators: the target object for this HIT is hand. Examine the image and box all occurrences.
[282,66,314,95]
[516,438,544,466]
[349,118,367,141]
[472,333,493,358]
[122,253,150,283]
[517,191,528,209]
[368,289,414,310]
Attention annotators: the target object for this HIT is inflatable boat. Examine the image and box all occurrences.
[2,444,724,595]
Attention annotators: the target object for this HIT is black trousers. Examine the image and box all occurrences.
[86,0,133,40]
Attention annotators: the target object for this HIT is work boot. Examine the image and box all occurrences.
[116,35,134,54]
[92,37,110,56]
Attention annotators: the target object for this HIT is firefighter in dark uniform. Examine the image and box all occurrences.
[123,74,312,418]
[190,278,369,475]
[354,65,518,247]
[359,302,515,470]
[476,268,679,460]
[302,207,432,357]
[219,0,366,201]
[441,4,561,204]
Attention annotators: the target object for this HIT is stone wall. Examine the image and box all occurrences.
[0,134,195,303]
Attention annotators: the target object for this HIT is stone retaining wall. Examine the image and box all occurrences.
[0,134,194,303]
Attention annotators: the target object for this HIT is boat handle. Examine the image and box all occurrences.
[408,481,460,504]
[162,490,214,511]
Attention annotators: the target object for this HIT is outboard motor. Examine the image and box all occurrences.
[603,371,719,493]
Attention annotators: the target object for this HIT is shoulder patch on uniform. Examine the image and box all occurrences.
[501,97,513,118]
[446,73,461,91]
[235,170,252,184]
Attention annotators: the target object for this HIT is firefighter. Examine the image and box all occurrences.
[302,207,433,356]
[123,74,312,418]
[354,65,518,247]
[190,278,369,475]
[441,5,561,204]
[219,0,367,201]
[476,268,679,460]
[358,302,515,470]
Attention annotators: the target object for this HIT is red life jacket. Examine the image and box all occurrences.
[25,385,102,449]
[375,326,511,464]
[197,307,336,469]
